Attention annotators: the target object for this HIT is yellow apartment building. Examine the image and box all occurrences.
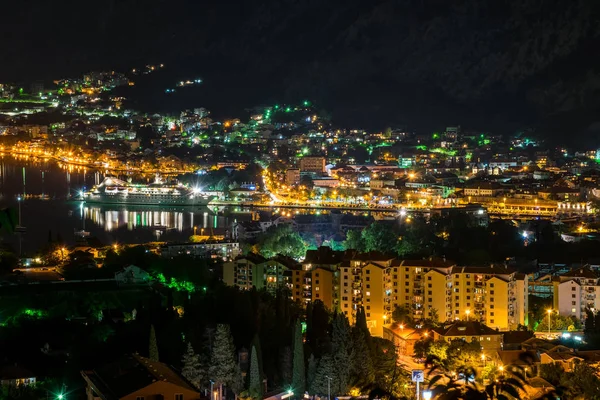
[362,262,388,336]
[312,267,334,309]
[223,250,529,336]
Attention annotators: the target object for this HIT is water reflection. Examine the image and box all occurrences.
[85,207,187,232]
[81,205,235,233]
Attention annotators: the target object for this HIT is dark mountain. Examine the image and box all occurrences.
[3,0,600,141]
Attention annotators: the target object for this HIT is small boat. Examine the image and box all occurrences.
[74,229,91,238]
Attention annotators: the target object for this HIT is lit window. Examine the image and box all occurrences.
[366,291,371,296]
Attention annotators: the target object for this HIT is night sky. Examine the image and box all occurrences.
[4,0,600,140]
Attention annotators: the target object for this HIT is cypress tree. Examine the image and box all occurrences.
[279,346,292,385]
[310,353,334,396]
[331,313,350,394]
[209,324,238,389]
[306,354,317,392]
[292,319,306,395]
[584,309,595,335]
[350,310,374,387]
[181,342,203,389]
[251,334,264,383]
[248,345,263,399]
[149,325,159,361]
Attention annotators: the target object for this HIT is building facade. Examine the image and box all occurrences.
[299,156,326,173]
[222,250,529,337]
[553,267,600,320]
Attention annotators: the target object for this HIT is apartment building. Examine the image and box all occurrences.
[223,254,298,293]
[445,266,528,331]
[553,267,600,320]
[223,250,529,336]
[299,156,326,173]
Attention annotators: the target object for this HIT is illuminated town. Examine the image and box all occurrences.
[1,3,600,399]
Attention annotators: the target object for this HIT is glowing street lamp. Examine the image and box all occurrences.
[547,309,553,334]
[465,309,470,321]
[422,391,432,400]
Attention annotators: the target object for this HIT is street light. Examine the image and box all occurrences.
[481,353,486,367]
[547,309,553,335]
[325,375,332,400]
[422,391,432,400]
[465,309,470,321]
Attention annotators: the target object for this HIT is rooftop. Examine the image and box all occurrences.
[81,354,197,400]
[434,321,502,337]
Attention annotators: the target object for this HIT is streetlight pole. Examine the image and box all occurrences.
[17,196,22,227]
[465,309,470,321]
[325,375,332,400]
[547,309,552,335]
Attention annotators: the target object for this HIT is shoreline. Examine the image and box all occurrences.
[0,149,195,175]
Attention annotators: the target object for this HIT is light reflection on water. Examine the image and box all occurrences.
[83,206,220,233]
[0,157,244,253]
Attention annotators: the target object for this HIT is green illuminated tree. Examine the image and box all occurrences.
[258,225,307,259]
[362,222,398,253]
[149,325,159,361]
[344,230,364,251]
[292,319,305,394]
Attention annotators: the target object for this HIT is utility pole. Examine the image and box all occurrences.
[325,375,332,400]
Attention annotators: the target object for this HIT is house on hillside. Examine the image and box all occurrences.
[81,354,200,400]
[115,265,150,285]
[0,365,36,387]
[432,321,504,352]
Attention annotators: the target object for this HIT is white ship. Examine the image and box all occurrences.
[82,176,213,206]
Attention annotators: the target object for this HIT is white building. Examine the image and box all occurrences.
[553,267,600,320]
[160,240,240,259]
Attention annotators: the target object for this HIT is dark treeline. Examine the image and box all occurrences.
[345,214,596,266]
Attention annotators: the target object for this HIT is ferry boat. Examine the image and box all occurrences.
[82,176,214,206]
